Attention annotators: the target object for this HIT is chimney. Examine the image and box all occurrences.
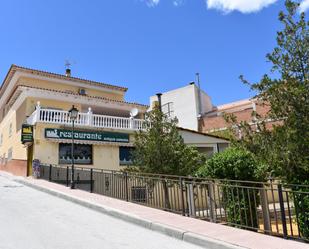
[156,93,162,112]
[65,68,71,77]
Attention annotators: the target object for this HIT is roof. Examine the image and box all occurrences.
[177,127,230,141]
[0,65,128,98]
[216,98,255,111]
[14,84,149,109]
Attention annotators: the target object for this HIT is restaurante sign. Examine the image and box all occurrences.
[45,128,129,143]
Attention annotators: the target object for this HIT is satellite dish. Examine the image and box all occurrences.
[130,108,139,118]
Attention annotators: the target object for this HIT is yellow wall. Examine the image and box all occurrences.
[18,76,124,101]
[0,107,27,162]
[32,123,134,171]
[0,93,136,171]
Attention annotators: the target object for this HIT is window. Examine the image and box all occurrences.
[0,134,2,146]
[162,102,174,118]
[8,148,12,161]
[9,123,12,137]
[59,143,92,165]
[119,147,134,166]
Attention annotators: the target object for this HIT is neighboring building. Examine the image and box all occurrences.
[0,65,148,176]
[150,83,213,131]
[178,127,229,156]
[0,65,229,177]
[200,98,273,134]
[150,84,272,135]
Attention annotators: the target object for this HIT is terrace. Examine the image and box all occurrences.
[26,103,146,131]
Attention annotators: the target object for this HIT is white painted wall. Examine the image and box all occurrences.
[150,84,213,131]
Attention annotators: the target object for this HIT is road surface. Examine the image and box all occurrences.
[0,175,204,249]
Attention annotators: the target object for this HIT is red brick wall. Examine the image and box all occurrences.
[0,159,27,176]
[200,102,273,133]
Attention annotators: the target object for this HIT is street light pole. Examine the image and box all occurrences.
[69,105,79,189]
[71,118,75,189]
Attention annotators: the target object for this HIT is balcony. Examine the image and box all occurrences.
[26,106,146,131]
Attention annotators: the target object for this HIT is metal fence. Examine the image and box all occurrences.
[39,164,309,243]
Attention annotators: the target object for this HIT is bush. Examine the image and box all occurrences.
[197,147,262,181]
[197,147,263,229]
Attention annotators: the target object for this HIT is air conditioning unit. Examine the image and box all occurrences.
[79,89,87,95]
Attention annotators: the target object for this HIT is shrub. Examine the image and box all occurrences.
[197,147,263,229]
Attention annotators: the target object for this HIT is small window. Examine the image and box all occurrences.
[119,147,134,166]
[59,143,92,165]
[8,148,12,161]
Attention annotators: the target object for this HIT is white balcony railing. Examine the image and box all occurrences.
[26,104,146,131]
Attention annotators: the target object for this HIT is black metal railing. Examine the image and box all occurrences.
[39,164,309,243]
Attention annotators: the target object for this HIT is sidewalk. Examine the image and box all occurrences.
[2,171,308,249]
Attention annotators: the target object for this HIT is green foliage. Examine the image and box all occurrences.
[197,147,262,229]
[207,129,234,140]
[229,1,309,238]
[236,0,309,183]
[133,106,206,209]
[133,107,206,176]
[293,184,309,239]
[197,147,263,181]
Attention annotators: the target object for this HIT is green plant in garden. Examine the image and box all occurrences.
[197,147,264,229]
[224,0,309,238]
[133,106,206,209]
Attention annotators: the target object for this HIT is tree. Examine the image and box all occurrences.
[133,106,205,176]
[226,0,309,183]
[133,106,206,209]
[229,0,309,238]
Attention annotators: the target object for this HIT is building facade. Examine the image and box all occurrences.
[200,98,273,134]
[150,84,273,135]
[0,65,229,177]
[150,83,213,131]
[0,65,148,176]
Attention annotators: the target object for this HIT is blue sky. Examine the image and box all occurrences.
[0,0,308,106]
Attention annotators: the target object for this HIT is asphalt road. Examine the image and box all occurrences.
[0,175,204,249]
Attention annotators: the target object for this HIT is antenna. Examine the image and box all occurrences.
[130,108,139,118]
[65,59,71,69]
[65,60,72,77]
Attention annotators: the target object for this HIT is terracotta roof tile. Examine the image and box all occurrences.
[1,64,128,95]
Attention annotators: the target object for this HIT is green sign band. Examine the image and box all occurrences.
[45,128,129,143]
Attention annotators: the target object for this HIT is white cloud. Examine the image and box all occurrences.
[143,0,160,7]
[173,0,185,7]
[206,0,278,13]
[141,0,184,7]
[299,0,309,12]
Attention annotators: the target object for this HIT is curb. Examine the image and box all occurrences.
[14,177,245,249]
